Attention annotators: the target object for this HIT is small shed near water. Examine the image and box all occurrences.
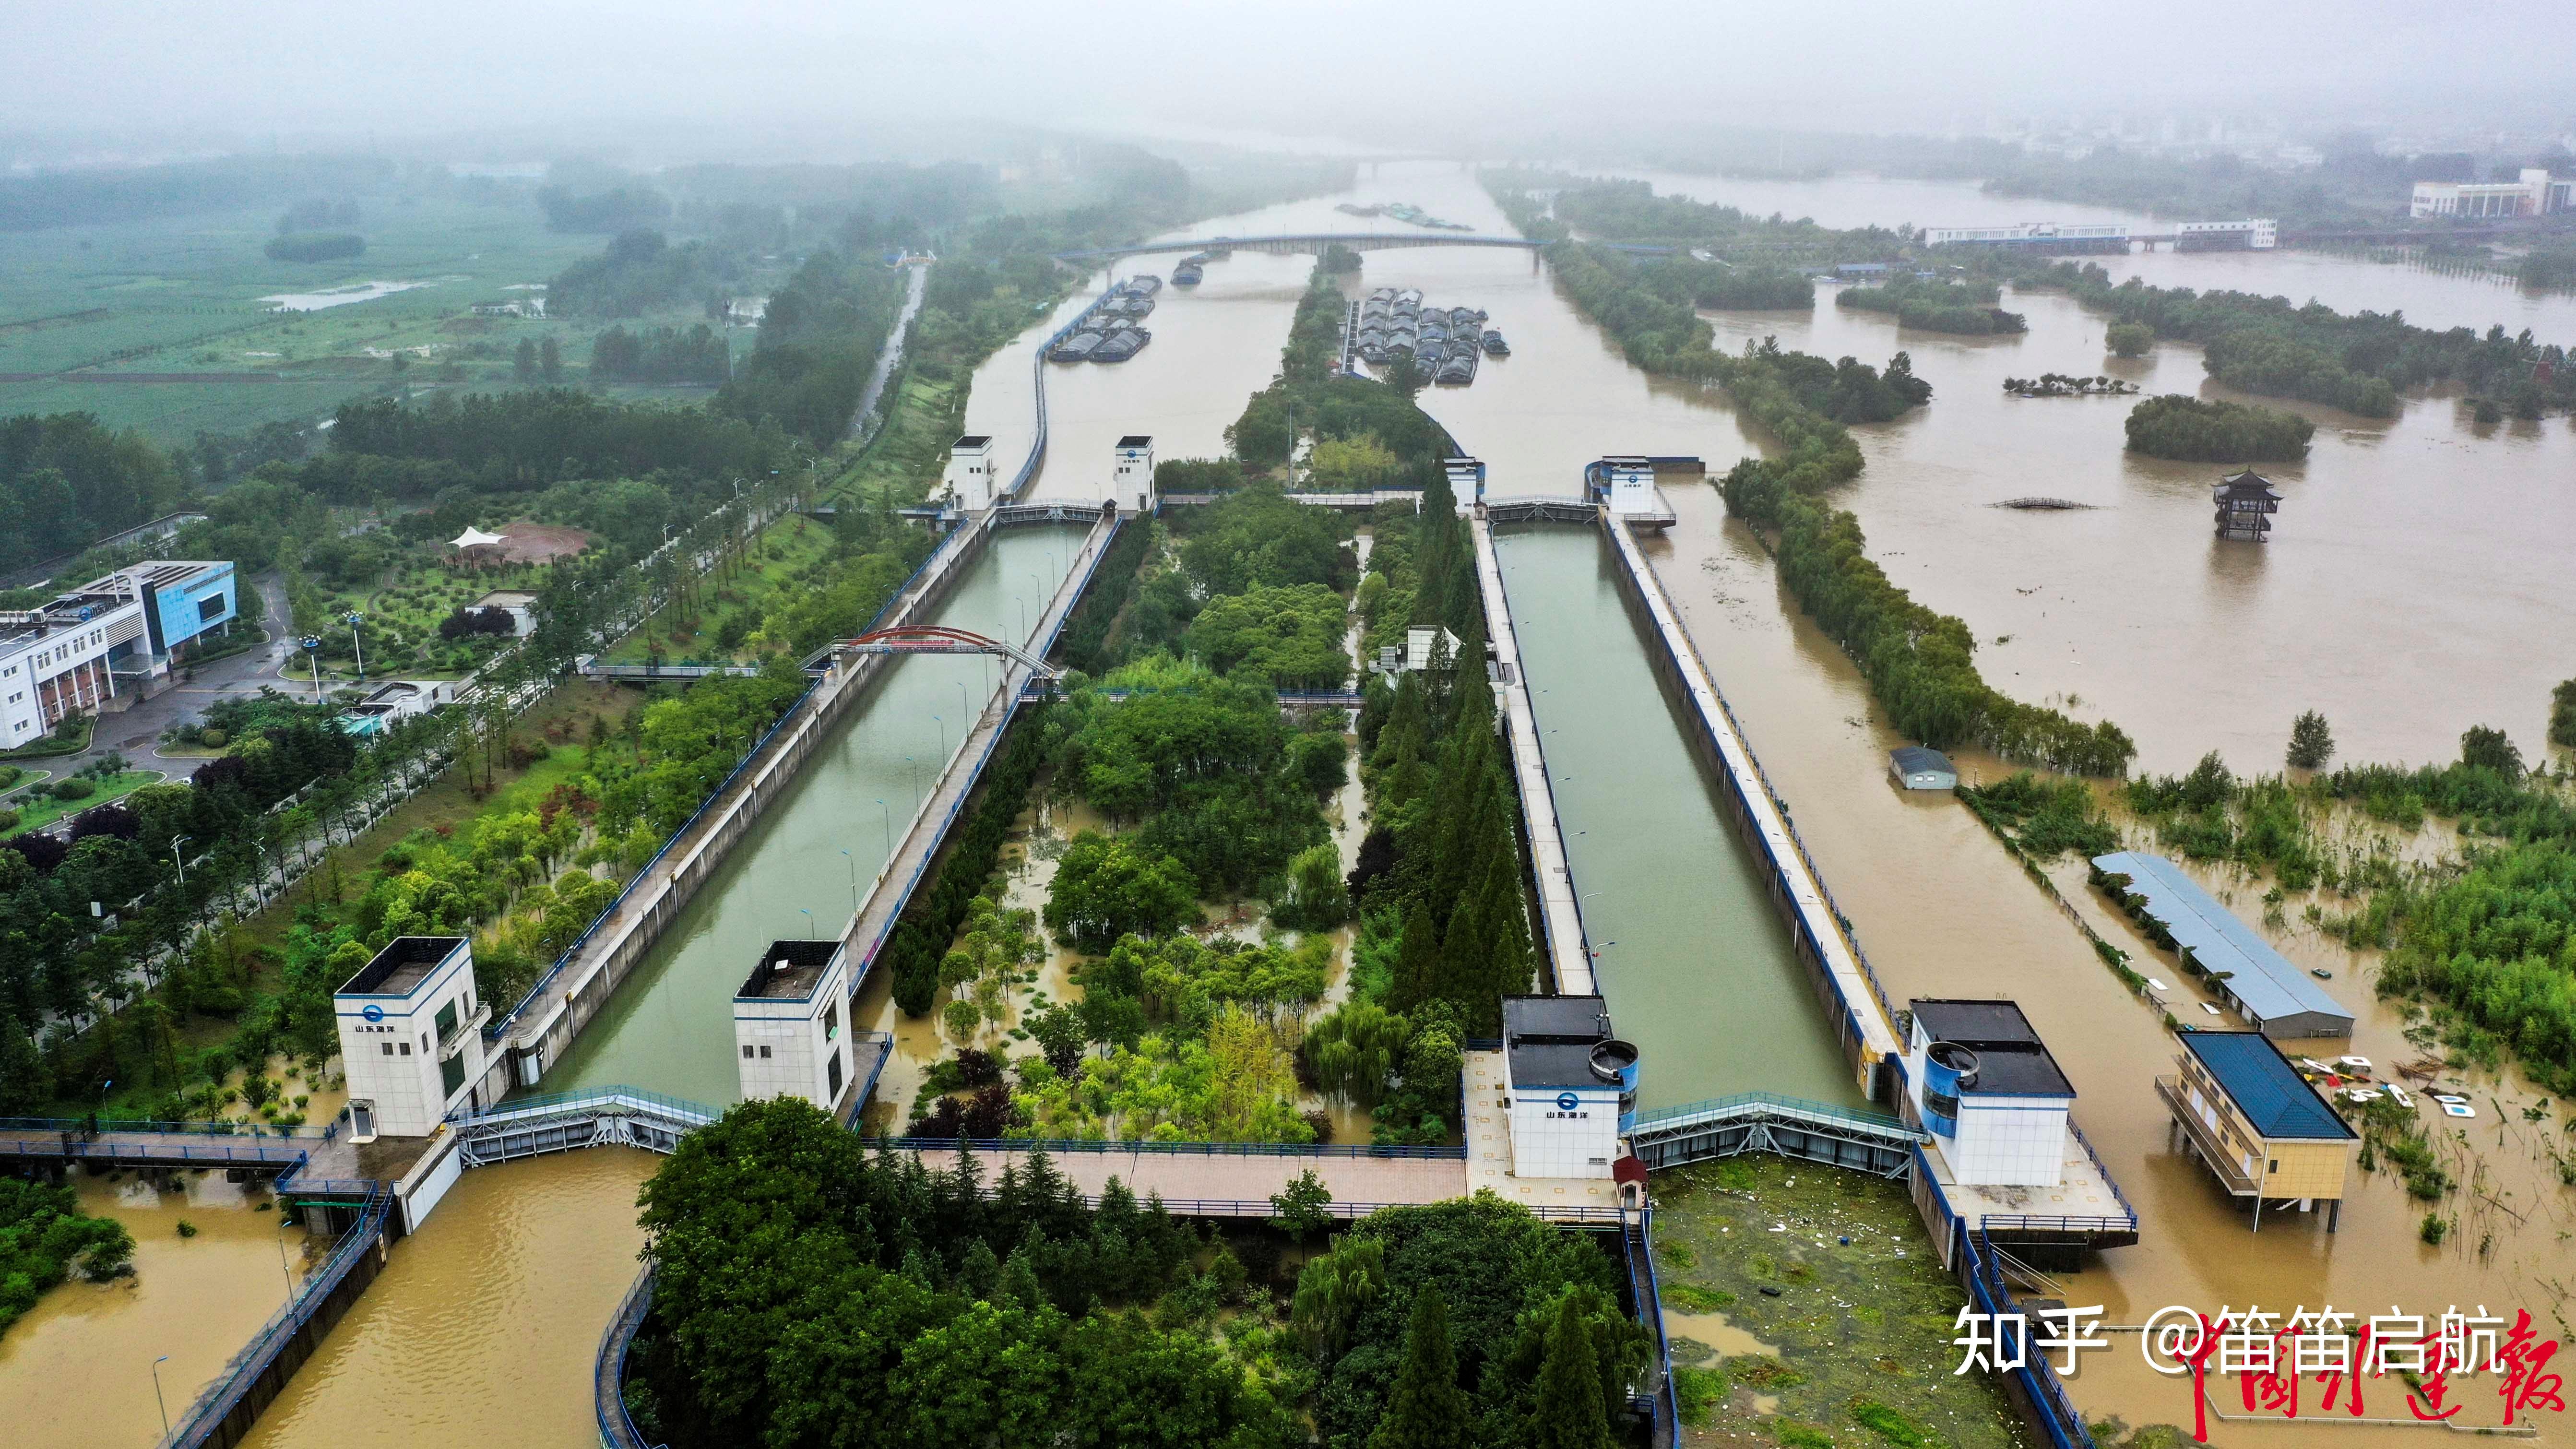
[1889,746,1959,791]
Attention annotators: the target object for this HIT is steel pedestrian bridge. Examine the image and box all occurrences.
[1624,1093,1924,1178]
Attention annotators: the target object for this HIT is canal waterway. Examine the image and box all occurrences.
[132,160,2576,1447]
[239,1150,656,1449]
[548,523,1090,1105]
[1255,162,2576,1436]
[0,1167,311,1449]
[1493,524,1858,1111]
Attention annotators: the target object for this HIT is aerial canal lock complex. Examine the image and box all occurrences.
[10,23,2576,1446]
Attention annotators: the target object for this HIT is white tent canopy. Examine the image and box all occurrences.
[450,526,507,549]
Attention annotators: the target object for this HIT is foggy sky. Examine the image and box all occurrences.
[7,0,2571,161]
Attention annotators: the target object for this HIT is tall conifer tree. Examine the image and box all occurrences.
[1370,1289,1471,1449]
[1526,1294,1613,1449]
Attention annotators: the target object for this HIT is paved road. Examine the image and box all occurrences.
[52,570,302,779]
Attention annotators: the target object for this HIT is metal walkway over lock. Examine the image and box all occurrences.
[452,1088,716,1166]
[1624,1093,1925,1178]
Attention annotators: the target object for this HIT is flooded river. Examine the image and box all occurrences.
[0,1169,309,1449]
[241,1150,655,1449]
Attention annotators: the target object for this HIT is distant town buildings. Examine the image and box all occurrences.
[2410,168,2574,219]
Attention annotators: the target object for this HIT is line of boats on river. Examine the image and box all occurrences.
[1357,286,1507,384]
[1048,275,1161,364]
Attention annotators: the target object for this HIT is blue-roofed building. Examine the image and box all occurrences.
[2160,1030,2355,1231]
[2092,852,2354,1038]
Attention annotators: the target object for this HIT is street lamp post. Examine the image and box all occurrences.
[171,835,192,887]
[345,610,365,682]
[152,1355,172,1437]
[876,798,891,857]
[839,849,857,915]
[933,714,945,760]
[299,636,324,702]
[798,907,815,940]
[905,756,919,809]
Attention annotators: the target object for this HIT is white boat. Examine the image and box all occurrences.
[2441,1101,2477,1118]
[2148,978,2171,992]
[2200,1002,2222,1015]
[2387,1085,2414,1109]
[2343,1089,2382,1103]
[2337,1056,2372,1071]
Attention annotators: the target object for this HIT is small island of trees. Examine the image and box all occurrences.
[2124,393,2314,462]
[2003,372,2138,398]
[1836,275,2028,335]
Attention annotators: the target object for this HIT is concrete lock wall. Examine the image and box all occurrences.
[511,518,998,1086]
[1596,516,1897,1107]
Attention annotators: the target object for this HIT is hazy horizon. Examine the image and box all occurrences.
[6,0,2571,169]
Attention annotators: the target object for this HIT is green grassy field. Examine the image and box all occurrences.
[0,769,162,839]
[1654,1155,2032,1449]
[0,196,770,442]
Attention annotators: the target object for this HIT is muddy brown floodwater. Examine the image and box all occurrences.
[0,1168,311,1449]
[240,1149,656,1449]
[1360,163,2576,1437]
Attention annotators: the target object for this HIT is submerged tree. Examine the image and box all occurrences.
[2286,710,2336,770]
[2460,724,2524,781]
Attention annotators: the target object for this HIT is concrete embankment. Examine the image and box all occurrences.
[1468,514,1594,994]
[1595,514,1903,1103]
[838,508,1122,979]
[493,511,1003,1090]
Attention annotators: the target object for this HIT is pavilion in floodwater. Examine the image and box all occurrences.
[2212,469,2282,541]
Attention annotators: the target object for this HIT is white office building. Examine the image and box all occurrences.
[0,560,238,748]
[337,937,491,1139]
[2411,169,2574,219]
[735,940,855,1114]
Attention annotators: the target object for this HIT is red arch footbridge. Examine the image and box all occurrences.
[833,625,1059,677]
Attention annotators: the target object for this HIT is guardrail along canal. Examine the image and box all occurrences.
[1493,523,1860,1110]
[546,523,1089,1103]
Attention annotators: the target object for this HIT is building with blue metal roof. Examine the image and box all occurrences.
[2159,1030,2355,1232]
[2092,852,2354,1038]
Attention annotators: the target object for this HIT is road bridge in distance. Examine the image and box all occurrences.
[1050,233,1675,264]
